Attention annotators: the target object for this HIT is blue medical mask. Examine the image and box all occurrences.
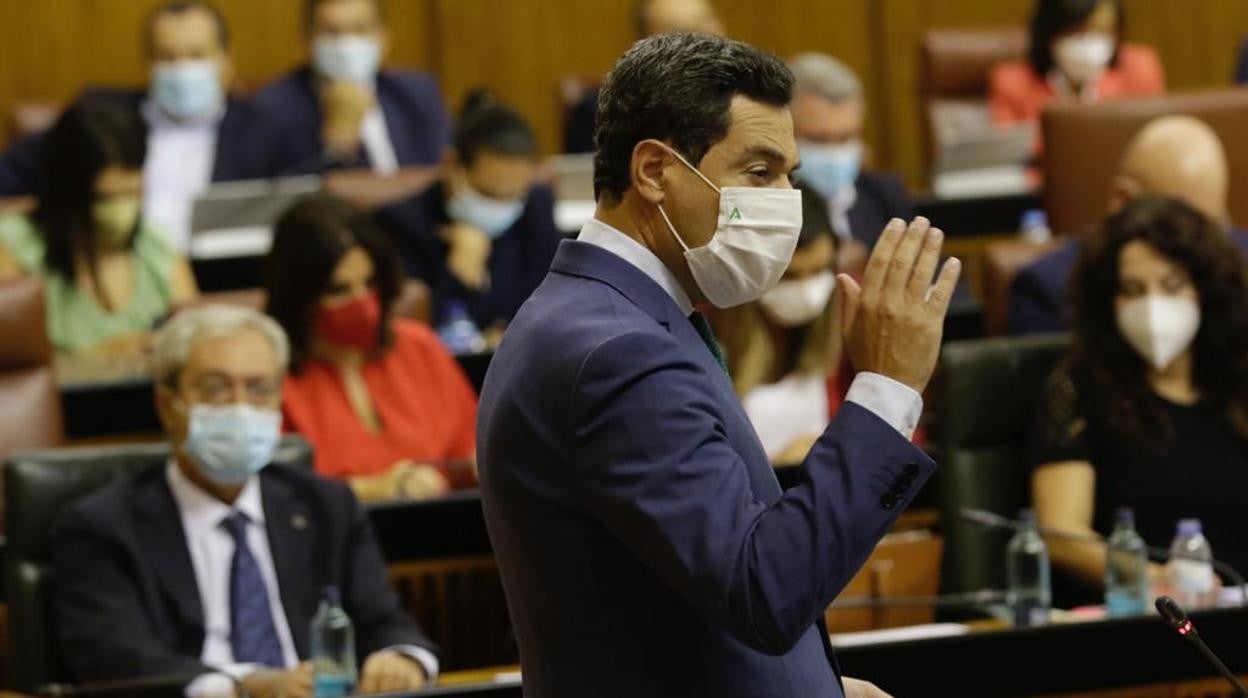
[151,60,224,122]
[314,36,382,85]
[797,141,863,199]
[447,182,526,240]
[182,403,281,486]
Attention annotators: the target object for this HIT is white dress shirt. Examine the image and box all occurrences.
[142,102,222,253]
[166,463,438,696]
[825,184,858,244]
[577,218,922,439]
[360,105,399,175]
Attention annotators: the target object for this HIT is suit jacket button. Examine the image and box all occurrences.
[880,493,899,510]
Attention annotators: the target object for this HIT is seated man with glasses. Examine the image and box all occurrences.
[51,305,437,697]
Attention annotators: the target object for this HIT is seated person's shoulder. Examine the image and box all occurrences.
[253,69,313,109]
[0,212,45,274]
[1115,44,1165,81]
[52,466,164,537]
[390,317,444,351]
[382,69,443,97]
[989,59,1039,93]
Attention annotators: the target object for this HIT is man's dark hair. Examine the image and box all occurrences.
[304,0,385,31]
[1028,0,1124,77]
[143,0,231,56]
[454,90,538,167]
[592,33,794,204]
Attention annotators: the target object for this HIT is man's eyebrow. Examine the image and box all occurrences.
[731,144,789,167]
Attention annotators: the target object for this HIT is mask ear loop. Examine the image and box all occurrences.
[650,140,720,253]
[656,203,692,253]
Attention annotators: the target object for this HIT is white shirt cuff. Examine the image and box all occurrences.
[845,372,923,440]
[388,645,440,685]
[185,665,260,697]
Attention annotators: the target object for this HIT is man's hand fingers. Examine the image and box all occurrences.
[837,273,862,344]
[925,258,963,314]
[906,226,944,300]
[860,218,905,298]
[882,217,930,299]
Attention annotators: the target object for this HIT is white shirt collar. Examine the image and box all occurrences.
[577,217,694,315]
[166,459,265,532]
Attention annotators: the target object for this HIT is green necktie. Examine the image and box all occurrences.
[688,311,729,376]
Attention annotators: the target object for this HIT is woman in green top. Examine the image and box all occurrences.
[0,99,197,355]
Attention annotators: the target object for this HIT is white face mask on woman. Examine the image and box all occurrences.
[654,145,803,309]
[758,270,836,327]
[1053,31,1115,88]
[1115,295,1201,370]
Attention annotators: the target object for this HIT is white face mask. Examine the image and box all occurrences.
[1115,295,1201,370]
[758,270,836,327]
[655,145,803,309]
[314,35,382,85]
[1053,32,1115,88]
[182,403,281,486]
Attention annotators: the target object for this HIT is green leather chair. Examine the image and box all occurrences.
[936,333,1070,597]
[4,436,312,693]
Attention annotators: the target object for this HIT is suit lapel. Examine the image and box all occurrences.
[260,472,319,659]
[133,477,205,642]
[209,103,239,182]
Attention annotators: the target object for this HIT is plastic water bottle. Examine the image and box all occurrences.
[1019,209,1052,244]
[1006,510,1051,627]
[1168,519,1215,610]
[1104,508,1149,617]
[438,301,488,354]
[310,586,357,698]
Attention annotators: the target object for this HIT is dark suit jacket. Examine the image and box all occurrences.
[1236,37,1248,84]
[476,239,935,697]
[0,89,302,197]
[562,89,598,154]
[846,171,914,248]
[254,67,450,172]
[1008,230,1248,335]
[378,180,564,328]
[51,462,434,683]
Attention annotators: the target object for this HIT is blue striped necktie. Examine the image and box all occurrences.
[221,511,286,668]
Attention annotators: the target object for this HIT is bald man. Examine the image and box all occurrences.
[563,0,725,153]
[1008,115,1248,335]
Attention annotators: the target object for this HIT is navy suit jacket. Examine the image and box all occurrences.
[1008,230,1248,335]
[254,67,450,171]
[0,89,301,197]
[1236,37,1248,84]
[847,171,914,248]
[476,239,935,697]
[378,180,564,328]
[51,462,434,683]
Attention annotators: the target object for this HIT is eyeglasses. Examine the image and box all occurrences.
[183,372,282,407]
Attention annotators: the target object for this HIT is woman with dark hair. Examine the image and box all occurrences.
[1028,196,1248,601]
[989,0,1163,133]
[715,182,844,464]
[266,193,477,502]
[0,98,197,355]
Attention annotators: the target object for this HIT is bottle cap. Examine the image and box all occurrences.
[1177,518,1202,536]
[1020,209,1048,229]
[1018,509,1036,523]
[1115,507,1135,526]
[323,585,342,605]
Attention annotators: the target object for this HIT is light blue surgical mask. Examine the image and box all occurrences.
[151,60,224,122]
[447,183,526,240]
[182,403,281,486]
[798,140,863,199]
[314,36,382,85]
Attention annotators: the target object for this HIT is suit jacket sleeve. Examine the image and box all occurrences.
[333,484,438,661]
[52,505,210,682]
[570,328,935,656]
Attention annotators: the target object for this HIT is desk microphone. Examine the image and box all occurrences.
[1155,595,1248,697]
[958,508,1248,606]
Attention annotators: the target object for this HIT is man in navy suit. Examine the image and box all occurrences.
[254,0,450,174]
[53,305,436,697]
[478,34,962,698]
[0,0,300,250]
[379,97,562,334]
[788,52,914,272]
[1010,115,1248,335]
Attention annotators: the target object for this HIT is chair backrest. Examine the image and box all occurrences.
[1042,87,1248,235]
[3,436,312,692]
[0,277,64,469]
[981,238,1064,336]
[935,333,1069,596]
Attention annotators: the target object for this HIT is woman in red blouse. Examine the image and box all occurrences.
[265,194,478,501]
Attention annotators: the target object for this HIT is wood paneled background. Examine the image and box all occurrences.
[1,0,1245,188]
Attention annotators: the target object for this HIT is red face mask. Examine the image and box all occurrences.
[315,291,382,351]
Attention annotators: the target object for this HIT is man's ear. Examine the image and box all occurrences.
[154,383,181,436]
[631,140,676,205]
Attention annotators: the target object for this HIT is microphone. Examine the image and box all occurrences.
[1155,595,1248,697]
[959,508,1248,606]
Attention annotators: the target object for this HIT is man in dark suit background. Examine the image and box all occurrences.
[52,305,436,698]
[0,1,300,251]
[789,52,913,272]
[254,0,450,174]
[479,33,962,698]
[1235,37,1248,84]
[379,95,562,335]
[1010,115,1248,335]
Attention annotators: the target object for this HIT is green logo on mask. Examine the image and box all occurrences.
[728,207,742,221]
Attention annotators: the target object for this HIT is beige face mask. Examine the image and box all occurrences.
[91,197,142,249]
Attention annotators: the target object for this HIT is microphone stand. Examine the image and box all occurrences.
[1155,595,1248,697]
